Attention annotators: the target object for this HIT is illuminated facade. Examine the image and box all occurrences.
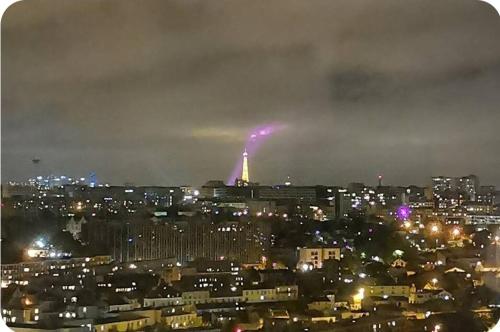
[367,285,413,298]
[243,285,298,303]
[297,247,341,269]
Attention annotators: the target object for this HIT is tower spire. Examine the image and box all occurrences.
[242,149,249,183]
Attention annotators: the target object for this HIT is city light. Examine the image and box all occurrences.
[1,3,497,331]
[393,249,404,257]
[301,263,312,272]
[27,249,41,258]
[35,239,45,248]
[396,205,411,221]
[353,288,365,302]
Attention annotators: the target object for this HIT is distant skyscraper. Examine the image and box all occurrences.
[457,174,479,201]
[432,174,480,201]
[242,149,249,183]
[432,176,455,197]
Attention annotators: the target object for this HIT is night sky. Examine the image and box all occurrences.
[2,0,500,187]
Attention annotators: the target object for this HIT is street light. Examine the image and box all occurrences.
[352,288,365,310]
[357,288,365,300]
[352,288,365,301]
[301,263,311,272]
[430,224,440,248]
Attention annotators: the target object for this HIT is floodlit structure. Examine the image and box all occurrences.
[242,149,249,183]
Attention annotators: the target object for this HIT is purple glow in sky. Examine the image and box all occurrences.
[227,123,286,185]
[396,205,411,221]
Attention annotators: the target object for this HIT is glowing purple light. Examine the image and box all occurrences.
[396,205,411,221]
[227,123,286,184]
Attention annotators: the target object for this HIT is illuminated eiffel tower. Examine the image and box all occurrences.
[242,149,249,183]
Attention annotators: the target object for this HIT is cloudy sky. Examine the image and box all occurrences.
[2,0,500,187]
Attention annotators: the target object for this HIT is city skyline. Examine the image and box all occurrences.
[1,166,495,190]
[3,0,500,186]
[2,2,500,331]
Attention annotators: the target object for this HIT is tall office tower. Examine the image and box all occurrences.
[242,149,249,183]
[335,188,352,219]
[457,174,480,201]
[432,176,455,198]
[477,185,496,205]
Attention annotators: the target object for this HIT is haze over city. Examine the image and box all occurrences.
[2,2,500,332]
[3,0,500,187]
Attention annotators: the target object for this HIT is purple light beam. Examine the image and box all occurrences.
[227,123,286,185]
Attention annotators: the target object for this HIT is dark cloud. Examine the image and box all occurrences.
[330,69,397,102]
[2,0,500,186]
